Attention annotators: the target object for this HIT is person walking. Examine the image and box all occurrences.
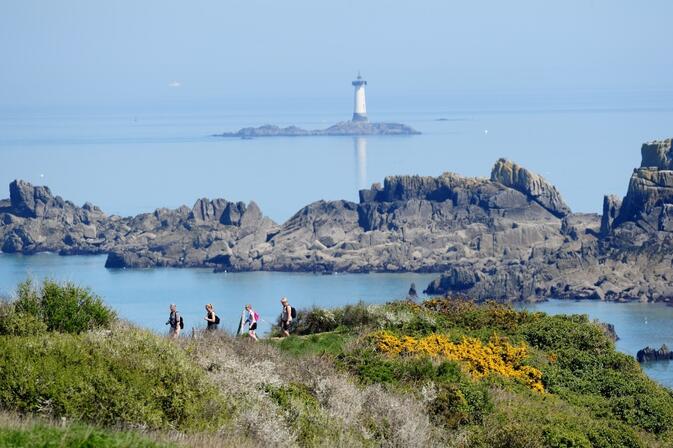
[280,297,293,337]
[166,304,182,339]
[204,303,219,331]
[244,304,259,341]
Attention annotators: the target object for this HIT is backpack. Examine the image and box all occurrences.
[253,311,260,321]
[179,316,184,329]
[214,314,221,325]
[290,306,297,319]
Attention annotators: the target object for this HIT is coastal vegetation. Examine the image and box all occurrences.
[1,280,672,447]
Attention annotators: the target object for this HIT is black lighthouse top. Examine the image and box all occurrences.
[352,73,367,87]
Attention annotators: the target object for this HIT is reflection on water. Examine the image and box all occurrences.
[354,136,368,190]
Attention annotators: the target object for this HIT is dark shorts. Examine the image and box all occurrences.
[281,320,290,332]
[250,322,257,331]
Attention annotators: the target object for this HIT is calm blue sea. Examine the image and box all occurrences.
[1,252,672,388]
[1,97,673,222]
[2,96,673,387]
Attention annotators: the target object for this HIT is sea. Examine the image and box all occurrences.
[1,92,673,386]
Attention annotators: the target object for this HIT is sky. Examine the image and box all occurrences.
[1,0,673,108]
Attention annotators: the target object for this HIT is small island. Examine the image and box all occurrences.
[214,74,421,138]
[213,120,420,138]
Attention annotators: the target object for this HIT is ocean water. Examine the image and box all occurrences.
[0,253,436,336]
[1,252,673,388]
[1,97,672,222]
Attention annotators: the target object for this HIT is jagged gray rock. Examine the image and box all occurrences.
[491,159,571,218]
[428,139,673,302]
[3,138,673,304]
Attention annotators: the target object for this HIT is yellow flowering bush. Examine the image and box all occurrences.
[373,331,544,393]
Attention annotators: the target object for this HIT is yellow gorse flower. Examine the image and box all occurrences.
[373,331,544,393]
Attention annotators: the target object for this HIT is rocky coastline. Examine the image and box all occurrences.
[2,138,673,303]
[213,120,420,137]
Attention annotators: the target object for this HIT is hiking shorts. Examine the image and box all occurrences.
[250,322,257,331]
[281,320,290,332]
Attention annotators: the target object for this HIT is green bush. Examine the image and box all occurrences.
[9,279,116,334]
[0,327,229,431]
[278,301,380,336]
[520,314,612,353]
[428,382,492,428]
[543,425,592,448]
[281,307,338,336]
[0,304,47,336]
[333,301,377,329]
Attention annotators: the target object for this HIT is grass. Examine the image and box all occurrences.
[272,331,352,357]
[0,413,174,448]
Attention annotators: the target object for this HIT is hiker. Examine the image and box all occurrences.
[280,297,293,337]
[244,304,259,341]
[166,303,182,339]
[204,303,219,331]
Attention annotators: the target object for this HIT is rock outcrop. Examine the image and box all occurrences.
[637,345,673,363]
[0,181,277,268]
[3,138,673,304]
[491,159,571,218]
[427,139,673,302]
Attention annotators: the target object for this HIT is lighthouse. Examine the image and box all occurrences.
[351,73,368,122]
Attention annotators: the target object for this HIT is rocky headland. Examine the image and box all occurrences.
[214,120,420,137]
[2,138,673,303]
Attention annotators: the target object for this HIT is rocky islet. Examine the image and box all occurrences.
[2,139,673,303]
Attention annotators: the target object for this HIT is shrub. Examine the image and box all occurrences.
[372,331,544,392]
[428,382,492,428]
[543,425,592,448]
[422,298,539,333]
[11,279,116,334]
[520,314,612,353]
[0,303,47,336]
[280,307,338,336]
[0,325,229,430]
[281,302,380,336]
[333,301,378,328]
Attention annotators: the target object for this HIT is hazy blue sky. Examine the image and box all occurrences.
[2,0,673,107]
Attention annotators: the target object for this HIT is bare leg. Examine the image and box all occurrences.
[249,330,258,341]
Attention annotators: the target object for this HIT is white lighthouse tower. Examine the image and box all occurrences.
[351,72,368,122]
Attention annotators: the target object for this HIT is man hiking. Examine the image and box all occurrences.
[280,297,294,337]
[166,303,182,339]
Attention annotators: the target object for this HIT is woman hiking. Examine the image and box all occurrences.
[243,304,259,341]
[204,303,219,331]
